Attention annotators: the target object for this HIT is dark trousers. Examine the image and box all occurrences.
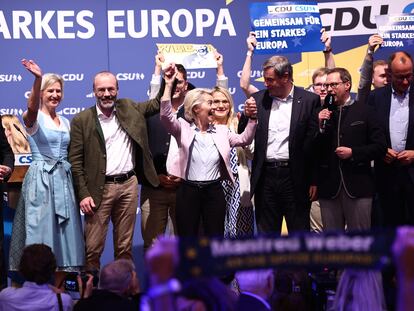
[377,167,414,310]
[255,166,310,235]
[176,180,226,237]
[378,167,414,228]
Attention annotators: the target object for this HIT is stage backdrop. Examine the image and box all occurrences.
[1,0,414,118]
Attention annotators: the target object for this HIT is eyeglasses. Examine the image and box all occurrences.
[96,87,117,97]
[322,81,346,89]
[313,83,326,89]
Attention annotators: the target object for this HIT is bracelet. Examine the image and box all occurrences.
[367,49,374,55]
[246,51,253,57]
[323,47,332,53]
[147,278,181,299]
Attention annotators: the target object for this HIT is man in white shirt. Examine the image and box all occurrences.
[239,55,320,234]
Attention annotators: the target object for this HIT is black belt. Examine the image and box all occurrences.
[264,160,289,168]
[105,170,135,183]
[182,179,221,188]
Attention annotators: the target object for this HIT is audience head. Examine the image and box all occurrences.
[325,67,352,105]
[211,86,235,127]
[262,56,293,98]
[1,114,30,153]
[333,269,386,311]
[183,88,213,124]
[387,51,413,95]
[311,67,329,101]
[236,269,274,300]
[93,71,119,115]
[40,73,64,110]
[19,244,56,285]
[99,259,139,296]
[372,60,388,89]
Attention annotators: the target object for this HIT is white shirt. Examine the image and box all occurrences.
[96,104,134,175]
[389,87,409,152]
[187,124,221,181]
[266,87,294,161]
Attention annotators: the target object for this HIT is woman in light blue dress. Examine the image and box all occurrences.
[9,60,84,284]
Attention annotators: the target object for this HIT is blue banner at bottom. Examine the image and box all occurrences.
[178,230,395,279]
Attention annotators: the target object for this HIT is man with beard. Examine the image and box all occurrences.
[69,68,170,271]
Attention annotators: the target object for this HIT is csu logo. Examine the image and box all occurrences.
[0,74,22,83]
[116,73,145,81]
[15,154,32,166]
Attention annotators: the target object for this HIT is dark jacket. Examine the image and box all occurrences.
[315,100,387,198]
[239,86,320,204]
[69,86,163,208]
[368,84,414,185]
[74,289,140,311]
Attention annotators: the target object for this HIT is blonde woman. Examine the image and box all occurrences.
[160,65,257,237]
[211,86,254,238]
[9,60,84,285]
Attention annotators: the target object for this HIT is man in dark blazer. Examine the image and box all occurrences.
[317,67,386,231]
[368,51,414,228]
[141,63,188,251]
[0,126,14,289]
[239,55,320,234]
[69,70,167,271]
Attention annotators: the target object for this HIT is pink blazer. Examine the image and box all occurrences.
[160,99,257,184]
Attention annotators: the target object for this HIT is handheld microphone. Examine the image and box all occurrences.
[13,123,29,141]
[321,93,336,132]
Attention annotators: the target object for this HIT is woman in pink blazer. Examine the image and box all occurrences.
[160,68,257,237]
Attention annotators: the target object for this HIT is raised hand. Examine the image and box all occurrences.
[21,59,42,78]
[214,50,224,67]
[155,50,165,68]
[163,63,177,85]
[368,34,383,53]
[320,28,332,51]
[246,31,257,52]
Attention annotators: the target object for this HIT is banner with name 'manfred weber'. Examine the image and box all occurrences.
[249,1,323,54]
[376,14,414,49]
[178,230,395,279]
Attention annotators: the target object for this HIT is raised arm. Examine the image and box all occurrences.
[321,28,335,69]
[214,50,228,89]
[21,59,42,127]
[240,32,259,97]
[149,51,165,99]
[356,34,383,104]
[160,64,181,137]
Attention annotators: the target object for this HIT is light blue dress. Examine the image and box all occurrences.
[9,111,84,271]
